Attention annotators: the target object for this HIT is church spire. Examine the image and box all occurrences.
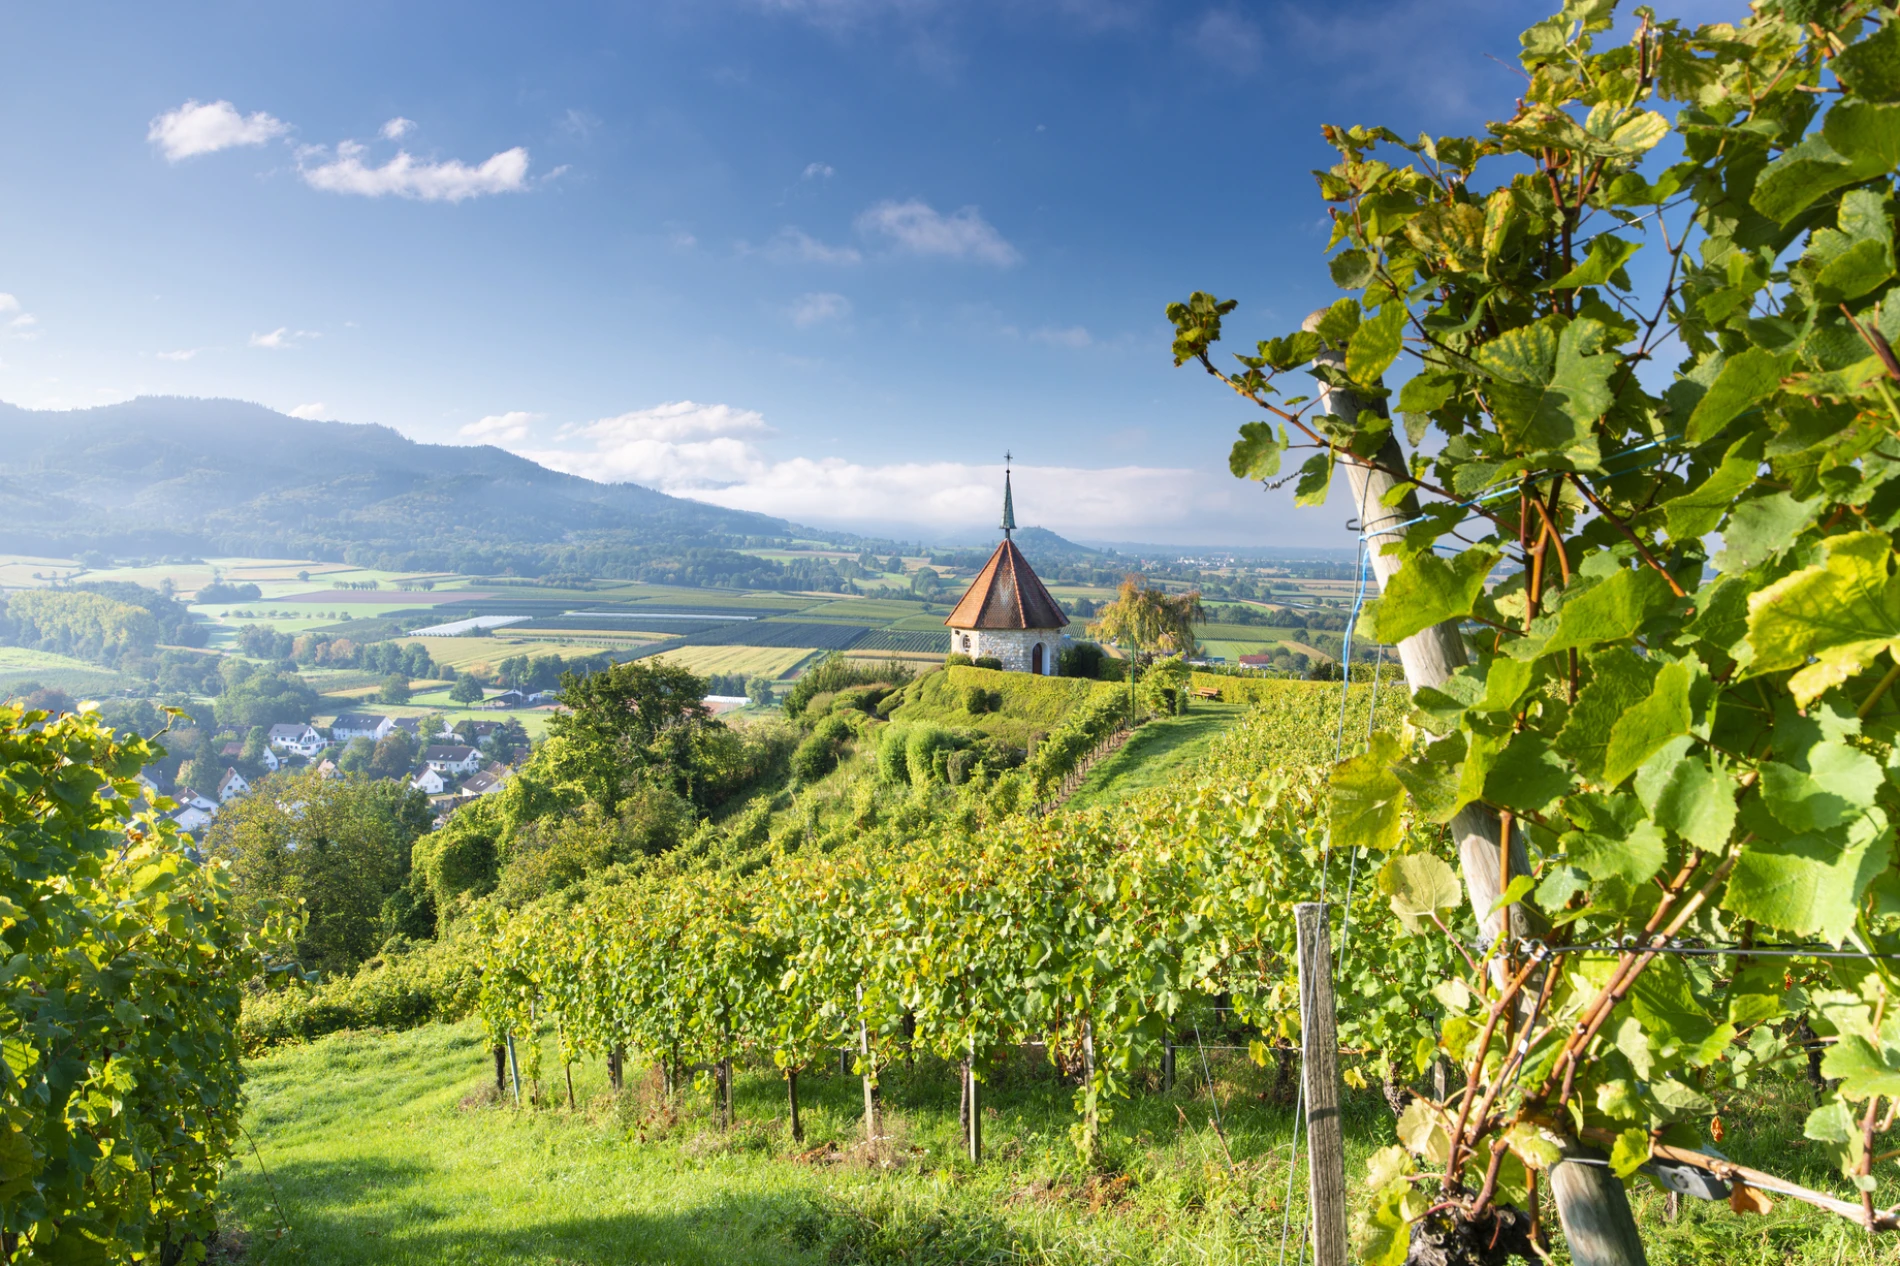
[1001,452,1016,540]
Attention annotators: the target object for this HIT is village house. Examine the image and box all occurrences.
[268,723,328,758]
[482,690,529,710]
[331,713,396,743]
[410,766,448,795]
[461,764,510,797]
[423,744,482,775]
[944,464,1069,675]
[217,767,250,804]
[171,804,215,834]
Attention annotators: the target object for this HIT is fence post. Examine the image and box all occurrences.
[505,1033,523,1107]
[1163,1036,1175,1094]
[1295,902,1347,1266]
[856,984,882,1144]
[966,1036,982,1163]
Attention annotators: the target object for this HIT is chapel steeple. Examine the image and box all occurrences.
[1001,452,1016,541]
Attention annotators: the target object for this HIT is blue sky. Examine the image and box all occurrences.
[0,0,1714,546]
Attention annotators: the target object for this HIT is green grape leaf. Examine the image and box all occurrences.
[1713,491,1812,573]
[1331,731,1406,852]
[1761,742,1883,833]
[1479,317,1614,461]
[1745,531,1900,706]
[1835,18,1900,102]
[1330,248,1376,290]
[1229,422,1289,480]
[1554,650,1653,783]
[1543,233,1641,290]
[1609,1128,1651,1179]
[1663,433,1764,543]
[1565,818,1666,888]
[1632,958,1731,1063]
[1752,103,1900,223]
[1634,737,1739,853]
[1806,189,1896,302]
[1260,331,1322,371]
[1379,852,1463,934]
[1805,1098,1866,1180]
[1602,660,1694,787]
[1722,818,1891,943]
[1822,1034,1900,1102]
[1543,567,1675,657]
[1347,302,1409,386]
[1372,547,1499,644]
[1484,731,1572,815]
[1314,297,1361,348]
[1685,348,1790,445]
[1293,450,1335,507]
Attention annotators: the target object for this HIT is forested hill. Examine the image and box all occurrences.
[0,397,792,571]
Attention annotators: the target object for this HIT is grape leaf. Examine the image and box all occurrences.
[1484,731,1572,815]
[1379,852,1463,934]
[1565,819,1666,888]
[1713,492,1812,573]
[1609,1128,1650,1178]
[1722,816,1891,943]
[1821,1034,1900,1101]
[1745,531,1900,706]
[1478,317,1614,462]
[1542,567,1675,657]
[1602,660,1694,787]
[1331,731,1406,852]
[1543,233,1641,290]
[1347,302,1408,386]
[1554,650,1653,783]
[1663,432,1764,542]
[1685,349,1790,445]
[1761,741,1883,833]
[1634,737,1739,853]
[1229,422,1289,480]
[1835,18,1900,102]
[1372,547,1499,644]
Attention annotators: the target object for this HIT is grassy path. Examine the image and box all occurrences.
[1064,703,1248,812]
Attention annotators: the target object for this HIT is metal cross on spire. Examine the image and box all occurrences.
[1001,452,1016,540]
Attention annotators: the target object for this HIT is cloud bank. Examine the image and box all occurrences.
[856,199,1019,264]
[511,399,1233,536]
[299,141,531,202]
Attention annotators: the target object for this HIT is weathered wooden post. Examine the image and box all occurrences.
[1311,313,1648,1266]
[788,1070,803,1143]
[493,1044,507,1096]
[966,1037,982,1163]
[1162,1035,1176,1094]
[505,1033,523,1107]
[719,1056,734,1129]
[1295,903,1348,1266]
[856,985,881,1145]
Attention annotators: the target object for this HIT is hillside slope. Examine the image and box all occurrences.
[0,397,789,559]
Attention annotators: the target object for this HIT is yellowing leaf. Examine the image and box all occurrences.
[1745,531,1900,706]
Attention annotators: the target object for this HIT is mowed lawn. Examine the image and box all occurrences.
[1065,703,1248,811]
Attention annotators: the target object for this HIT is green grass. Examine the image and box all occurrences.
[1064,703,1249,811]
[223,1020,1383,1266]
[222,1021,1883,1265]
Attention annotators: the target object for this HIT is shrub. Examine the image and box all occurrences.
[790,715,852,782]
[963,684,998,714]
[943,653,973,668]
[904,723,961,787]
[1057,641,1108,679]
[972,655,1003,671]
[877,726,912,783]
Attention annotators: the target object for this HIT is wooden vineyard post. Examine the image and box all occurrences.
[788,1070,803,1143]
[716,1057,733,1130]
[505,1034,523,1107]
[966,1037,981,1164]
[1310,312,1649,1266]
[564,1058,576,1111]
[1295,902,1347,1266]
[856,985,882,1145]
[493,1045,507,1097]
[609,1045,625,1093]
[1163,1035,1175,1094]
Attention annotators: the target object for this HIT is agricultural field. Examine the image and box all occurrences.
[398,635,633,674]
[0,646,131,696]
[640,645,815,680]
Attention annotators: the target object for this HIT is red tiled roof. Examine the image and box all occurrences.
[944,539,1067,631]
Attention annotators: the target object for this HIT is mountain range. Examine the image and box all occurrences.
[0,397,789,563]
[0,397,1106,577]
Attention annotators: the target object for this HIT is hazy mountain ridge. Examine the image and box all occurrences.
[0,397,791,559]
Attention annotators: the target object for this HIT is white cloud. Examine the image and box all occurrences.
[148,99,290,161]
[1032,325,1092,348]
[0,294,19,313]
[299,141,531,202]
[288,402,330,420]
[380,117,416,140]
[802,161,835,180]
[1184,9,1263,74]
[670,231,699,251]
[460,410,542,442]
[0,296,40,340]
[156,348,201,361]
[855,199,1019,265]
[789,292,851,327]
[508,399,1234,536]
[760,227,862,265]
[249,328,297,350]
[560,109,603,141]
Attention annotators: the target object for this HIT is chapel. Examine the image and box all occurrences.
[943,465,1069,675]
